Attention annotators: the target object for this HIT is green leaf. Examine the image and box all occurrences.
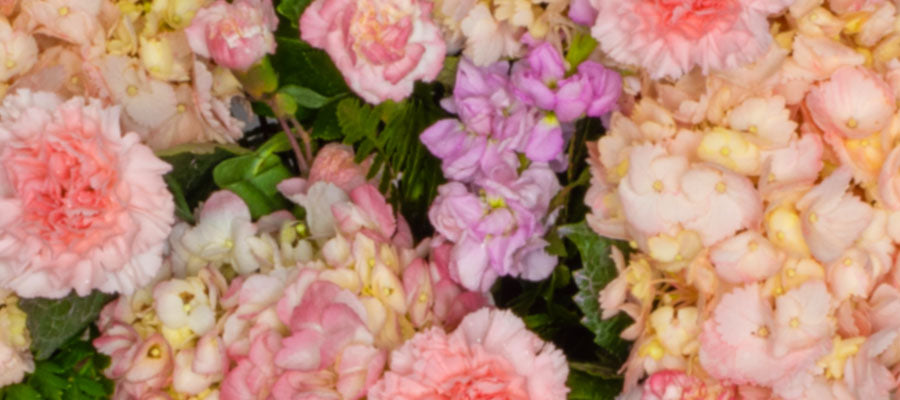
[336,98,380,144]
[436,56,460,89]
[565,31,599,72]
[160,145,242,224]
[0,384,41,400]
[280,85,330,109]
[19,291,114,360]
[311,101,342,140]
[213,133,294,219]
[567,369,622,400]
[0,329,114,400]
[271,36,349,97]
[236,56,279,98]
[561,222,631,358]
[275,0,313,27]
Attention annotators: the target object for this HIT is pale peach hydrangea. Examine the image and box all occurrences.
[586,2,900,397]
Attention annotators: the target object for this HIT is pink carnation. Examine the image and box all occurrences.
[368,308,569,400]
[590,0,791,79]
[300,0,446,103]
[185,0,278,71]
[0,90,174,298]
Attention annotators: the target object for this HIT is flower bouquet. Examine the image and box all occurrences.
[1,0,900,399]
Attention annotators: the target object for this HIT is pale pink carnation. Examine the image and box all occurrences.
[368,308,569,399]
[0,90,174,298]
[300,0,446,103]
[590,0,792,79]
[185,0,278,71]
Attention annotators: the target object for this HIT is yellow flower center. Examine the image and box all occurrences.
[756,326,770,338]
[126,85,139,97]
[58,6,69,16]
[790,317,800,328]
[652,180,664,192]
[847,118,858,129]
[715,181,727,193]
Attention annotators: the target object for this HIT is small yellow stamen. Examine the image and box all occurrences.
[148,345,162,358]
[860,140,869,147]
[70,76,79,85]
[126,85,139,97]
[4,60,14,69]
[786,268,796,278]
[58,6,69,16]
[808,213,818,223]
[382,287,393,297]
[774,286,784,295]
[418,292,428,303]
[719,146,732,157]
[757,326,770,338]
[776,231,786,241]
[790,317,800,328]
[748,125,758,134]
[183,303,192,313]
[176,103,186,113]
[748,241,759,251]
[768,173,776,183]
[628,241,638,249]
[847,118,858,129]
[715,181,727,193]
[367,258,376,267]
[843,257,853,266]
[652,180,664,192]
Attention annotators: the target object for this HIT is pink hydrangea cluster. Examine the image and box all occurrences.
[0,0,276,150]
[421,46,620,292]
[587,2,900,399]
[95,145,487,399]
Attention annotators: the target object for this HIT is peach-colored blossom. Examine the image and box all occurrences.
[21,0,103,45]
[710,231,784,283]
[0,90,174,298]
[590,0,792,80]
[796,167,873,263]
[368,308,569,400]
[617,144,699,238]
[0,17,37,83]
[300,0,446,103]
[806,66,895,139]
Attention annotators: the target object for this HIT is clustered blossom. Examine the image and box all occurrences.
[300,0,446,104]
[95,147,490,399]
[0,0,277,150]
[432,0,576,66]
[421,45,619,291]
[587,1,900,399]
[0,291,33,387]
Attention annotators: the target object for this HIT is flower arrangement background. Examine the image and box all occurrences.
[2,0,900,399]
